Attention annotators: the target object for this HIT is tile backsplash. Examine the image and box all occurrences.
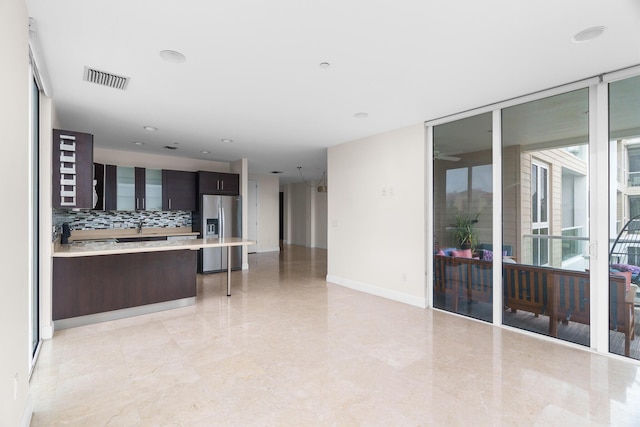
[53,209,192,240]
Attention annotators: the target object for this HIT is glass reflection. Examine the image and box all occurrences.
[609,74,640,360]
[433,112,493,322]
[502,89,590,345]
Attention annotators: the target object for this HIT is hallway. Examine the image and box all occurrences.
[30,245,640,426]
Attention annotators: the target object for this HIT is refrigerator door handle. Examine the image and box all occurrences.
[220,206,225,238]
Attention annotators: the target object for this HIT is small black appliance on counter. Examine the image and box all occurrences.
[61,223,72,244]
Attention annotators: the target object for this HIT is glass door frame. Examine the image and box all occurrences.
[425,73,623,355]
[28,65,41,368]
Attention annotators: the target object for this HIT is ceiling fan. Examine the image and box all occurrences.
[433,150,461,162]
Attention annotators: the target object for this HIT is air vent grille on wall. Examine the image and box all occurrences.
[83,66,130,90]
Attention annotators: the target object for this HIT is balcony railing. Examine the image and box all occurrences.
[628,171,640,186]
[522,232,589,270]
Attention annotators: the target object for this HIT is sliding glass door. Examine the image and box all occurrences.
[501,89,591,346]
[609,74,640,360]
[429,68,640,356]
[30,76,40,359]
[433,112,493,322]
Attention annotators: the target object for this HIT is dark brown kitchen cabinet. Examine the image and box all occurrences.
[198,171,239,195]
[162,170,196,211]
[106,166,162,211]
[92,163,105,210]
[53,250,196,320]
[103,165,193,211]
[134,167,146,210]
[104,164,117,210]
[52,129,94,209]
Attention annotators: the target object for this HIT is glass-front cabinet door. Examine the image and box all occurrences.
[116,166,135,211]
[116,166,162,211]
[145,168,162,211]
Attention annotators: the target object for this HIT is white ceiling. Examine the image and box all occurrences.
[26,0,640,184]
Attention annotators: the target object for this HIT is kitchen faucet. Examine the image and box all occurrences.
[137,220,143,233]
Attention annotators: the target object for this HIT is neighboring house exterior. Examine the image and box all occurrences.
[614,138,640,232]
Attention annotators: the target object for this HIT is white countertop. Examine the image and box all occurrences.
[53,237,255,257]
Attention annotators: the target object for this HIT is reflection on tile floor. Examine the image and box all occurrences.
[30,245,640,426]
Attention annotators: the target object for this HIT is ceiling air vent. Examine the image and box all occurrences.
[83,66,130,90]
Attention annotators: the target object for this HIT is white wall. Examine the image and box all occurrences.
[327,123,426,307]
[282,182,328,249]
[249,174,280,252]
[38,95,56,341]
[231,159,249,268]
[1,1,31,425]
[284,183,308,246]
[313,190,328,249]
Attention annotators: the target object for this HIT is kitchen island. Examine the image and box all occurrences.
[52,237,253,329]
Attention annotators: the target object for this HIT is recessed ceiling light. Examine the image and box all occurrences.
[201,150,210,154]
[572,26,607,43]
[319,62,331,69]
[221,138,233,143]
[354,112,368,119]
[143,126,157,131]
[133,141,145,146]
[160,50,186,63]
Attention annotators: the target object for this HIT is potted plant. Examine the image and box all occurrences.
[452,213,479,250]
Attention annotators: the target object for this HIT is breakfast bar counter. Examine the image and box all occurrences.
[53,237,252,257]
[52,237,254,329]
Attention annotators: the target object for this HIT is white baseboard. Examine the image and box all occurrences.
[326,275,427,308]
[54,297,196,330]
[258,247,280,253]
[41,323,54,340]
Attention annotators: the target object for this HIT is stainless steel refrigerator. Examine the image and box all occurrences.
[199,195,242,273]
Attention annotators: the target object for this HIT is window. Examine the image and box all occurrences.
[630,196,640,218]
[561,169,587,262]
[628,145,640,186]
[532,162,549,265]
[445,167,469,216]
[446,165,492,215]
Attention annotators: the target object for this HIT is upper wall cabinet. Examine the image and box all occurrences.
[116,166,136,210]
[100,166,162,211]
[103,164,117,211]
[162,170,196,211]
[52,129,94,209]
[145,169,163,211]
[100,166,198,211]
[198,171,239,196]
[93,163,105,210]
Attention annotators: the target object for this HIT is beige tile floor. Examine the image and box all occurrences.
[30,245,640,426]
